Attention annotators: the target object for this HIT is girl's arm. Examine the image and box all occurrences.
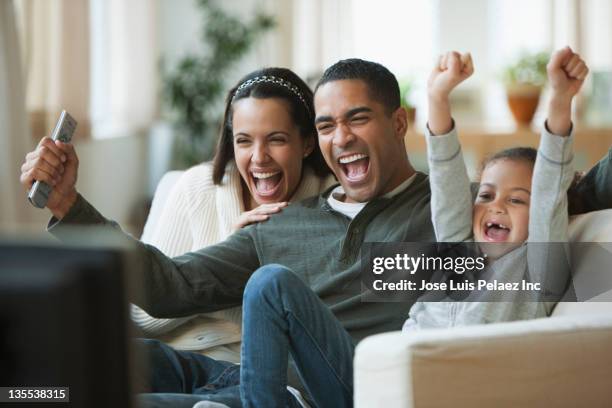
[426,51,474,242]
[529,47,589,243]
[528,48,588,308]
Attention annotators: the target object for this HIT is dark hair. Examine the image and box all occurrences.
[314,58,401,115]
[478,146,582,210]
[212,67,331,184]
[478,147,538,180]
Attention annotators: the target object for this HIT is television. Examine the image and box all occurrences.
[0,234,139,407]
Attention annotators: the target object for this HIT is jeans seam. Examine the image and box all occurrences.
[202,364,240,390]
[285,309,353,397]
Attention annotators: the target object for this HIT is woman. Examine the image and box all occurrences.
[20,67,335,373]
[129,68,335,363]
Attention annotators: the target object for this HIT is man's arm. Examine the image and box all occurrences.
[426,51,475,242]
[569,147,612,214]
[48,194,261,318]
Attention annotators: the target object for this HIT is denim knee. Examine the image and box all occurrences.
[243,264,298,305]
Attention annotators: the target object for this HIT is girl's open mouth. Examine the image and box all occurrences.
[484,222,511,242]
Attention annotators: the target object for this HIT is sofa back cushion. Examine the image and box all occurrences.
[552,209,612,317]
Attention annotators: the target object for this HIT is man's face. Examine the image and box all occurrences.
[314,79,409,203]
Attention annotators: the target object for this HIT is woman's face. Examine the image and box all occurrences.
[232,97,314,207]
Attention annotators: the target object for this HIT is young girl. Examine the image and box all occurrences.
[404,47,589,331]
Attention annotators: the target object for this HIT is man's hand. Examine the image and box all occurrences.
[20,137,79,219]
[546,46,589,136]
[427,51,474,135]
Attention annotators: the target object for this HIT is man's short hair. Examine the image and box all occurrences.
[315,58,401,114]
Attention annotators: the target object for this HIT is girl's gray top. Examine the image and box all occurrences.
[404,126,574,331]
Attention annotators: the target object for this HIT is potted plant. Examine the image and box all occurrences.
[503,51,549,127]
[161,0,275,169]
[399,77,417,128]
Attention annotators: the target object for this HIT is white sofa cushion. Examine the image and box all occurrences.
[355,313,612,408]
[553,209,612,317]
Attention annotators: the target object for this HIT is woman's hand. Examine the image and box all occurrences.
[20,137,79,219]
[232,202,288,231]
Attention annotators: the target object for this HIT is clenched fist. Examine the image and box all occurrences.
[428,51,474,100]
[20,137,79,219]
[547,46,589,101]
[427,51,475,135]
[546,46,589,136]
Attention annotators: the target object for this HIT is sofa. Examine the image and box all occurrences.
[354,209,612,407]
[143,171,612,407]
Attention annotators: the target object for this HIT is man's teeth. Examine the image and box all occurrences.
[339,153,368,164]
[486,222,509,229]
[252,171,281,179]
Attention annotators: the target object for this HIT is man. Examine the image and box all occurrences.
[19,57,611,408]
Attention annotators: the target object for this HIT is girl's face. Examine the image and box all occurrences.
[232,97,314,208]
[473,159,533,255]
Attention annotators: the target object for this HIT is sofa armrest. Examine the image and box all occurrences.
[354,314,612,408]
[140,170,184,243]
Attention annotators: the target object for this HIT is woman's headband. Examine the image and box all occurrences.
[232,75,311,115]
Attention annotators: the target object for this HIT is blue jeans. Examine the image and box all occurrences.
[241,264,355,408]
[136,338,242,408]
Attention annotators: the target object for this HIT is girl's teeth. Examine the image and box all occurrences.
[252,171,280,179]
[339,154,368,164]
[486,222,509,230]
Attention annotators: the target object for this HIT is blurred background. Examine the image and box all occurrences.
[1,0,611,235]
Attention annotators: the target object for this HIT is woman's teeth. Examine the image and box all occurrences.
[339,153,368,164]
[252,171,281,179]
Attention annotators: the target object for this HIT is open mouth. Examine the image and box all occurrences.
[251,170,283,197]
[484,221,511,242]
[338,153,369,183]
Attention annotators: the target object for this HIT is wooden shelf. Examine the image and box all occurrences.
[404,127,612,170]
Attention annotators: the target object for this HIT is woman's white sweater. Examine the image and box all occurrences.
[132,161,336,362]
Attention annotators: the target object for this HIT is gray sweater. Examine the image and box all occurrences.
[49,173,436,343]
[404,127,574,331]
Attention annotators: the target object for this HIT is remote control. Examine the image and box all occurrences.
[28,110,77,208]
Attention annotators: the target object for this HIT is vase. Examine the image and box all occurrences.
[506,84,542,127]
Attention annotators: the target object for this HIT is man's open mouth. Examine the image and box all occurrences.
[484,221,511,242]
[338,153,369,182]
[251,170,283,196]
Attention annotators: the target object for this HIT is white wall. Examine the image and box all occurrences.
[157,0,291,92]
[73,132,149,235]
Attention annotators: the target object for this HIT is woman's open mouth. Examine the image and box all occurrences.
[483,221,511,242]
[251,170,283,197]
[338,153,369,183]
